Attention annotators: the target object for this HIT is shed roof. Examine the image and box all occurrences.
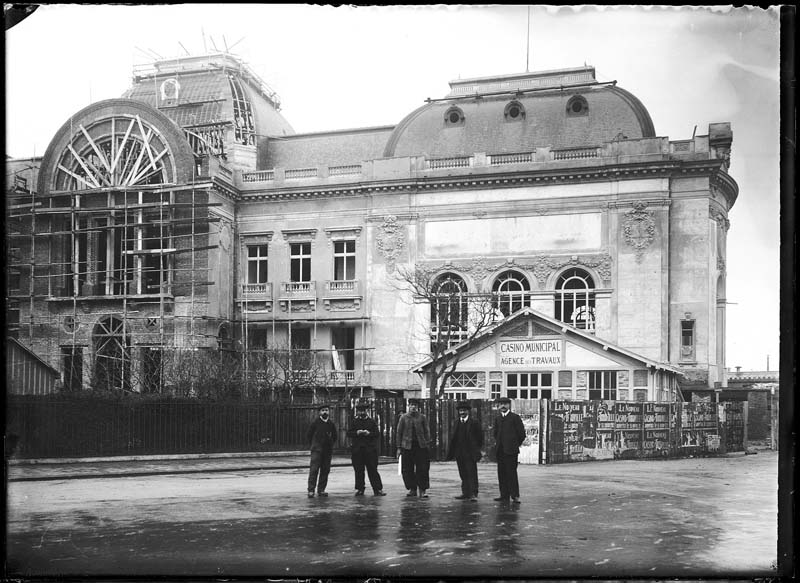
[412,307,683,375]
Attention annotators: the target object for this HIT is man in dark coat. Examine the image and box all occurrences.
[346,399,386,496]
[446,400,483,501]
[492,396,526,503]
[306,404,336,497]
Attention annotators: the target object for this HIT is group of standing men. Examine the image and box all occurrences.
[306,397,527,503]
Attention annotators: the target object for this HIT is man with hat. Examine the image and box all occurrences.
[493,396,526,503]
[446,400,484,501]
[346,399,386,496]
[396,399,431,498]
[306,403,337,497]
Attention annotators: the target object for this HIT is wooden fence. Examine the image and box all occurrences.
[5,396,745,461]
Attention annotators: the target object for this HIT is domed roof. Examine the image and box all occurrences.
[384,67,654,158]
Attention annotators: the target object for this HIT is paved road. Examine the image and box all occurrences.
[6,450,778,579]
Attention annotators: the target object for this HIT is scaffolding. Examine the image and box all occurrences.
[6,159,225,395]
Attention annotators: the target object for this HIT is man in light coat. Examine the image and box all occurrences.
[395,399,431,498]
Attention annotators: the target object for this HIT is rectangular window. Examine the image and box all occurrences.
[247,244,269,284]
[70,193,173,297]
[490,382,502,400]
[681,320,695,360]
[61,346,83,392]
[291,327,311,350]
[505,372,553,398]
[449,372,479,388]
[588,370,618,400]
[290,242,311,282]
[247,327,269,349]
[331,327,355,371]
[445,391,468,401]
[633,369,648,386]
[333,240,356,281]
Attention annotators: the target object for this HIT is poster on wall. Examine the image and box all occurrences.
[642,402,672,457]
[518,411,541,464]
[547,400,591,463]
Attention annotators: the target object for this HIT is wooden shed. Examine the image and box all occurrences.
[5,337,60,395]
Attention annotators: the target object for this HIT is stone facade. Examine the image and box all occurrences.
[5,56,737,399]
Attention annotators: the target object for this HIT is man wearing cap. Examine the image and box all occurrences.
[346,400,386,496]
[493,396,526,503]
[306,404,337,498]
[396,399,431,498]
[446,400,483,501]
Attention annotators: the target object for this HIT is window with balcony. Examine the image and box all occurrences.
[555,268,596,332]
[333,240,355,281]
[492,270,530,317]
[588,370,617,400]
[248,244,269,284]
[505,372,553,399]
[290,242,311,282]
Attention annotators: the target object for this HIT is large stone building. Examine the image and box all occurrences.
[5,52,737,402]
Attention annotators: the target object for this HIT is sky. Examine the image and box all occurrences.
[5,4,782,372]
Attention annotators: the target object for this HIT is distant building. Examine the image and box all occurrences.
[6,53,737,401]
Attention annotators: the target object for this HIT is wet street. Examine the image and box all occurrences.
[6,451,777,578]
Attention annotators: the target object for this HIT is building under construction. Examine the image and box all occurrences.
[6,51,738,402]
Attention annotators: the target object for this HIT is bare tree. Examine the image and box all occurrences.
[394,265,499,398]
[245,340,329,404]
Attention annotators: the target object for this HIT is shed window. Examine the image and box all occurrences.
[588,370,617,400]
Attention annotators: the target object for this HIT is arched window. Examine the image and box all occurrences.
[92,316,131,391]
[555,268,596,332]
[492,270,530,317]
[431,272,468,348]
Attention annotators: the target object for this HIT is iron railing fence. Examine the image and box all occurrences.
[6,396,745,461]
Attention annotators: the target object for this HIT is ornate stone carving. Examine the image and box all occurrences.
[622,201,656,263]
[717,256,726,273]
[375,216,405,272]
[714,146,731,171]
[579,253,613,284]
[531,256,560,285]
[418,252,613,288]
[709,207,730,231]
[325,299,360,311]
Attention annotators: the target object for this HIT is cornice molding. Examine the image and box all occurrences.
[236,158,732,204]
